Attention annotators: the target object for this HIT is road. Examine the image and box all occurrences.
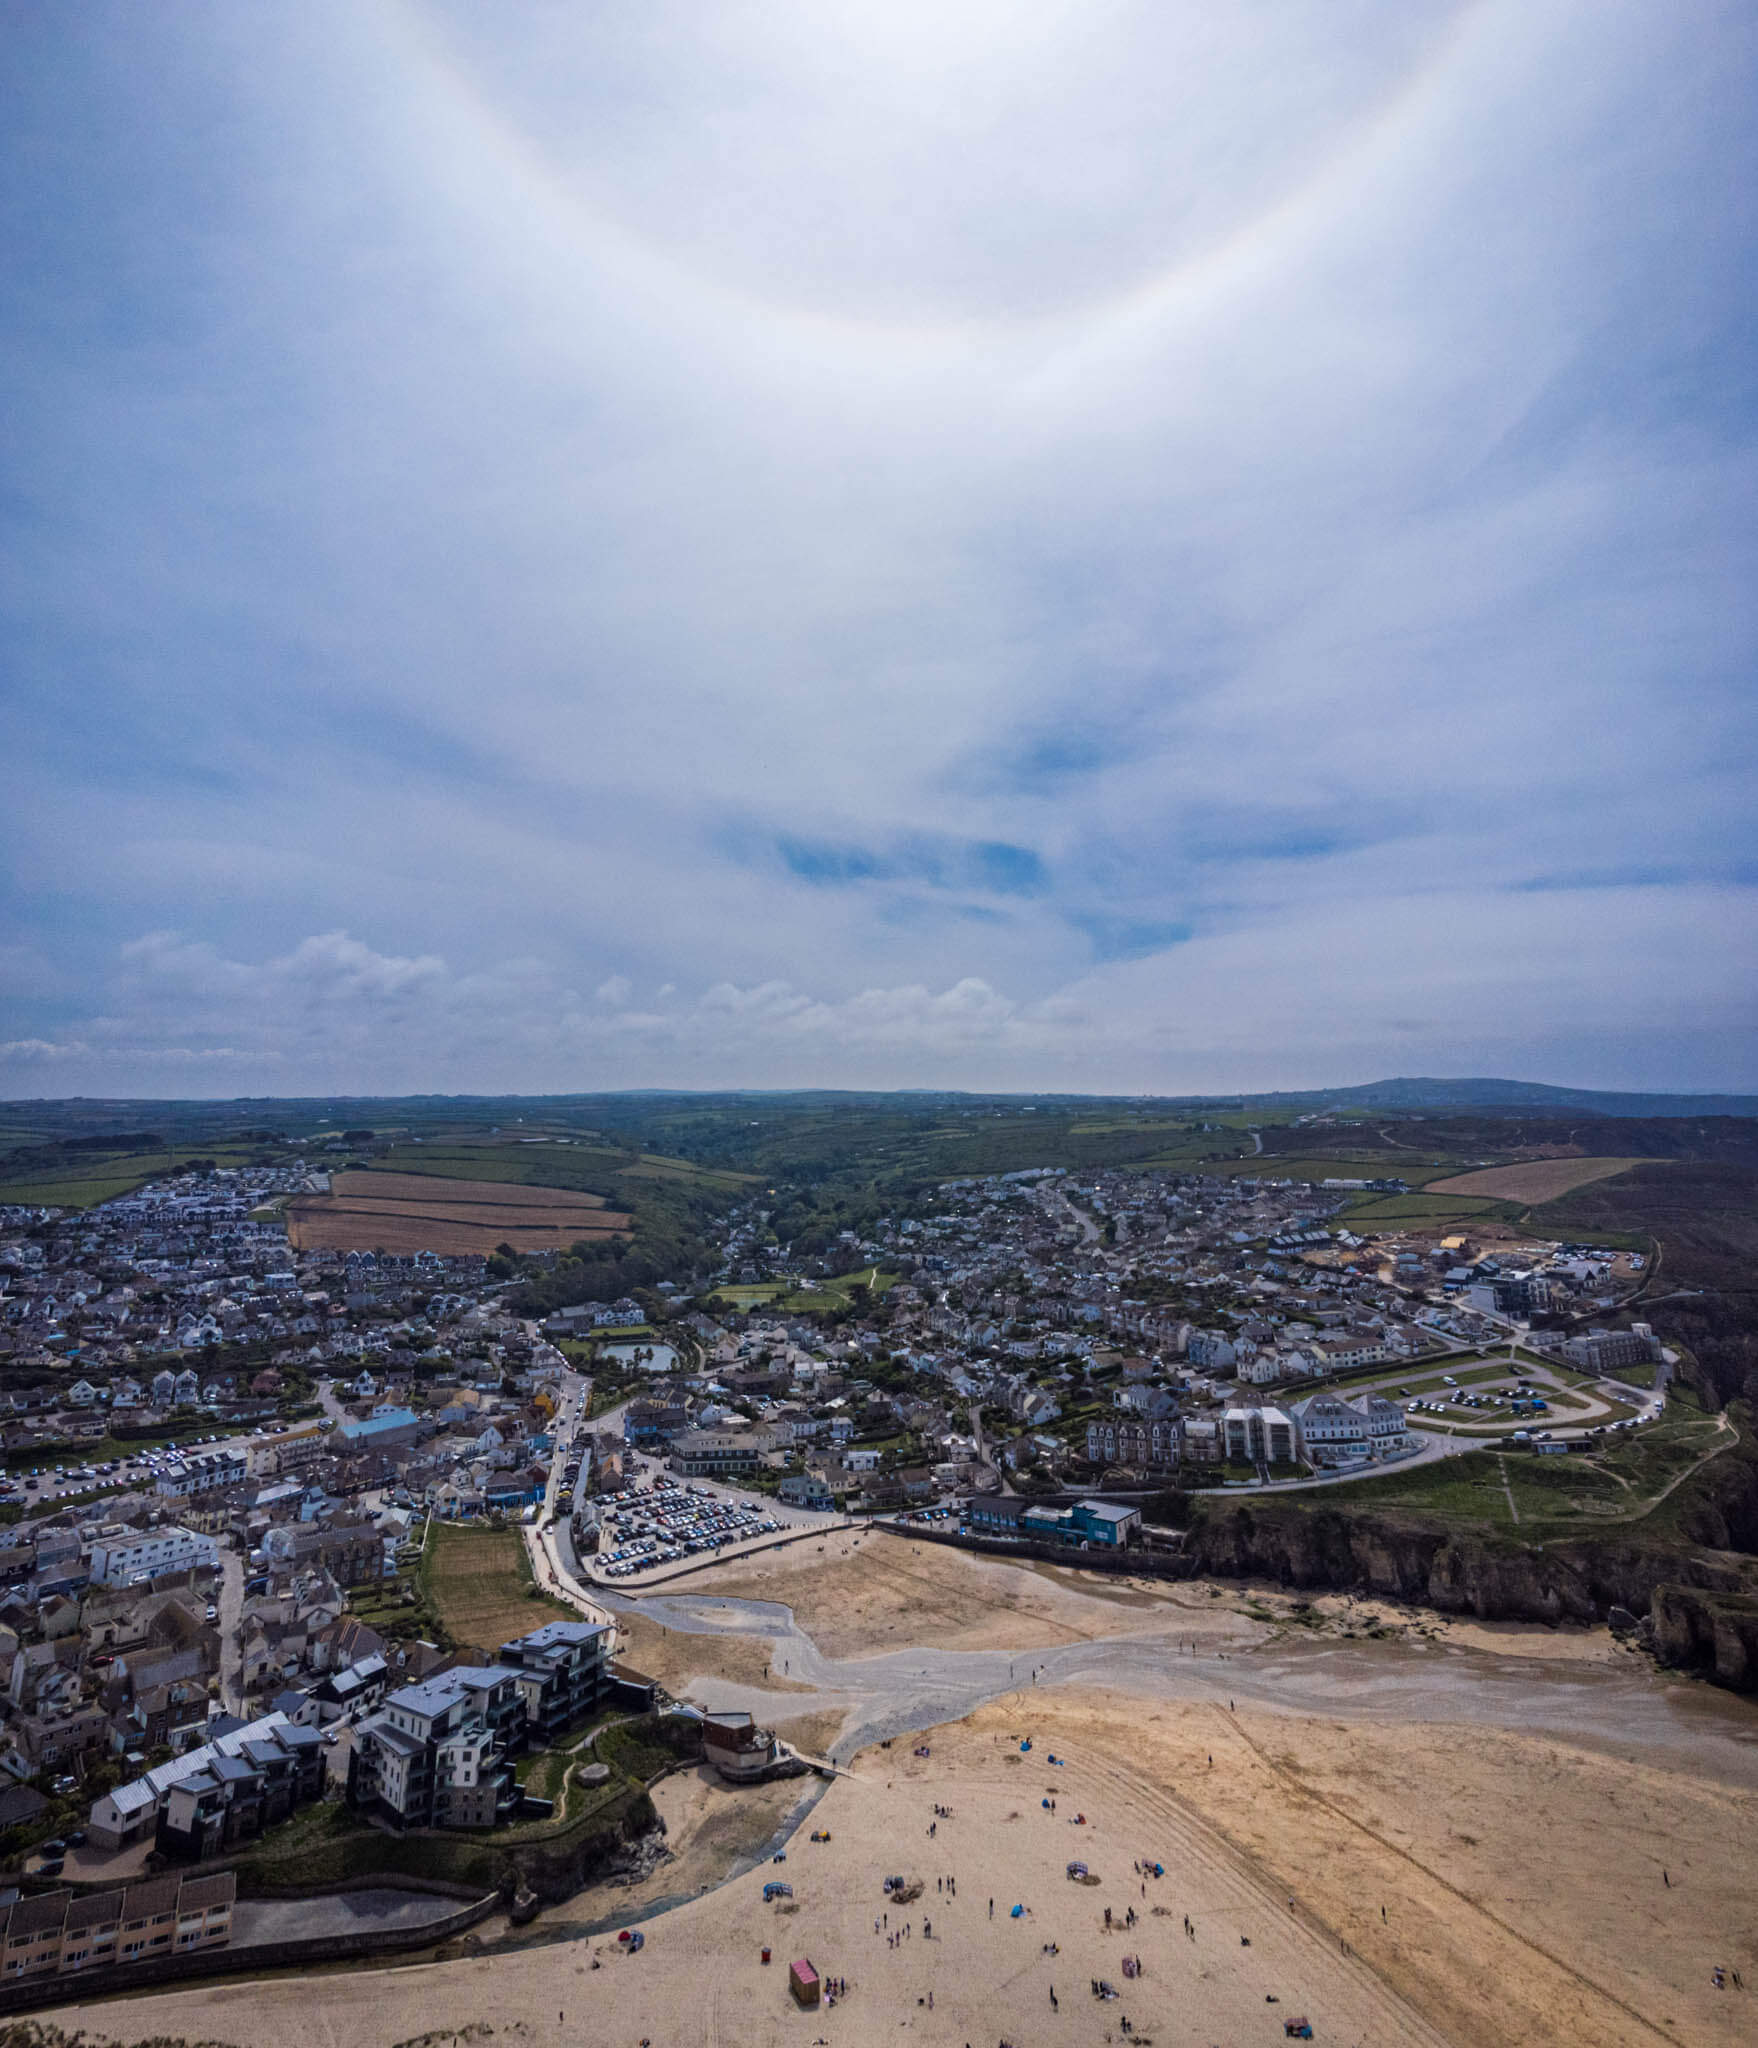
[215,1544,247,1713]
[1040,1182,1101,1246]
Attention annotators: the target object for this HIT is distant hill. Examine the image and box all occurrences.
[1242,1077,1758,1119]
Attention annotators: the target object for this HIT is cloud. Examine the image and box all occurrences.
[0,1040,91,1065]
[2,2,1755,1094]
[5,881,1753,1098]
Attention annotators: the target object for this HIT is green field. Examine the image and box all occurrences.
[412,1518,572,1653]
[0,1138,287,1210]
[1216,1156,1462,1187]
[709,1265,899,1311]
[369,1139,749,1197]
[1301,1401,1731,1534]
[1341,1192,1508,1223]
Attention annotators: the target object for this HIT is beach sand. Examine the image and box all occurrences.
[43,1542,1758,2048]
[664,1527,1263,1659]
[53,1683,1755,2048]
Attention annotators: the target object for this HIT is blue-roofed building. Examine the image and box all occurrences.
[336,1405,422,1455]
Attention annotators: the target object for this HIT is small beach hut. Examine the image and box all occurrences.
[789,1957,821,2008]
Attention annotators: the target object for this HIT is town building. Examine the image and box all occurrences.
[667,1429,763,1477]
[347,1664,524,1830]
[87,1524,218,1587]
[0,1873,234,1980]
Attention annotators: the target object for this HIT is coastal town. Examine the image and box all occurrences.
[0,1136,1690,2030]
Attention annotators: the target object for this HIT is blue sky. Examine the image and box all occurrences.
[3,0,1755,1096]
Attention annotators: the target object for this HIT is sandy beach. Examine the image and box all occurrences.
[43,1540,1758,2048]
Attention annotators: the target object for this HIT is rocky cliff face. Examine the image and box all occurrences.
[1175,1410,1758,1689]
[1650,1585,1758,1690]
[1181,1495,1758,1689]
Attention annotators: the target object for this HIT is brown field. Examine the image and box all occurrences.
[1425,1156,1647,1202]
[285,1169,630,1254]
[422,1520,571,1653]
[331,1171,614,1208]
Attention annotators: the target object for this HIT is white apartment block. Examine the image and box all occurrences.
[88,1525,218,1587]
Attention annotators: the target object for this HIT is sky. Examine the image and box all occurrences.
[3,0,1756,1100]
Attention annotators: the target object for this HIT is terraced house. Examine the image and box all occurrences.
[88,1710,324,1853]
[0,1874,233,1980]
[1085,1415,1181,1470]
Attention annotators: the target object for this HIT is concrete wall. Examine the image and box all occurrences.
[0,1885,498,2020]
[881,1520,1189,1581]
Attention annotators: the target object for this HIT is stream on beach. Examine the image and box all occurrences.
[609,1585,1758,1786]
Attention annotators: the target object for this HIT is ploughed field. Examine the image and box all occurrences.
[1423,1156,1646,1201]
[285,1168,630,1254]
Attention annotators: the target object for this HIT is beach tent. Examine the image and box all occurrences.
[789,1957,821,2007]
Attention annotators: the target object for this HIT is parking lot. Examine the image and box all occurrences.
[591,1481,784,1579]
[0,1437,222,1505]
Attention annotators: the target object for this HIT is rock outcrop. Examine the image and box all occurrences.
[1649,1584,1758,1690]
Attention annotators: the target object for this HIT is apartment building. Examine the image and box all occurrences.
[1222,1405,1296,1465]
[495,1619,612,1742]
[87,1525,218,1587]
[348,1665,524,1830]
[1563,1326,1657,1374]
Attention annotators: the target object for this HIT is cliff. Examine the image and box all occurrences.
[1182,1502,1753,1626]
[1649,1585,1758,1690]
[1178,1417,1758,1692]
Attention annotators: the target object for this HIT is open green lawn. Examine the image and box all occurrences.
[710,1265,899,1312]
[1396,1362,1524,1396]
[1298,1400,1729,1533]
